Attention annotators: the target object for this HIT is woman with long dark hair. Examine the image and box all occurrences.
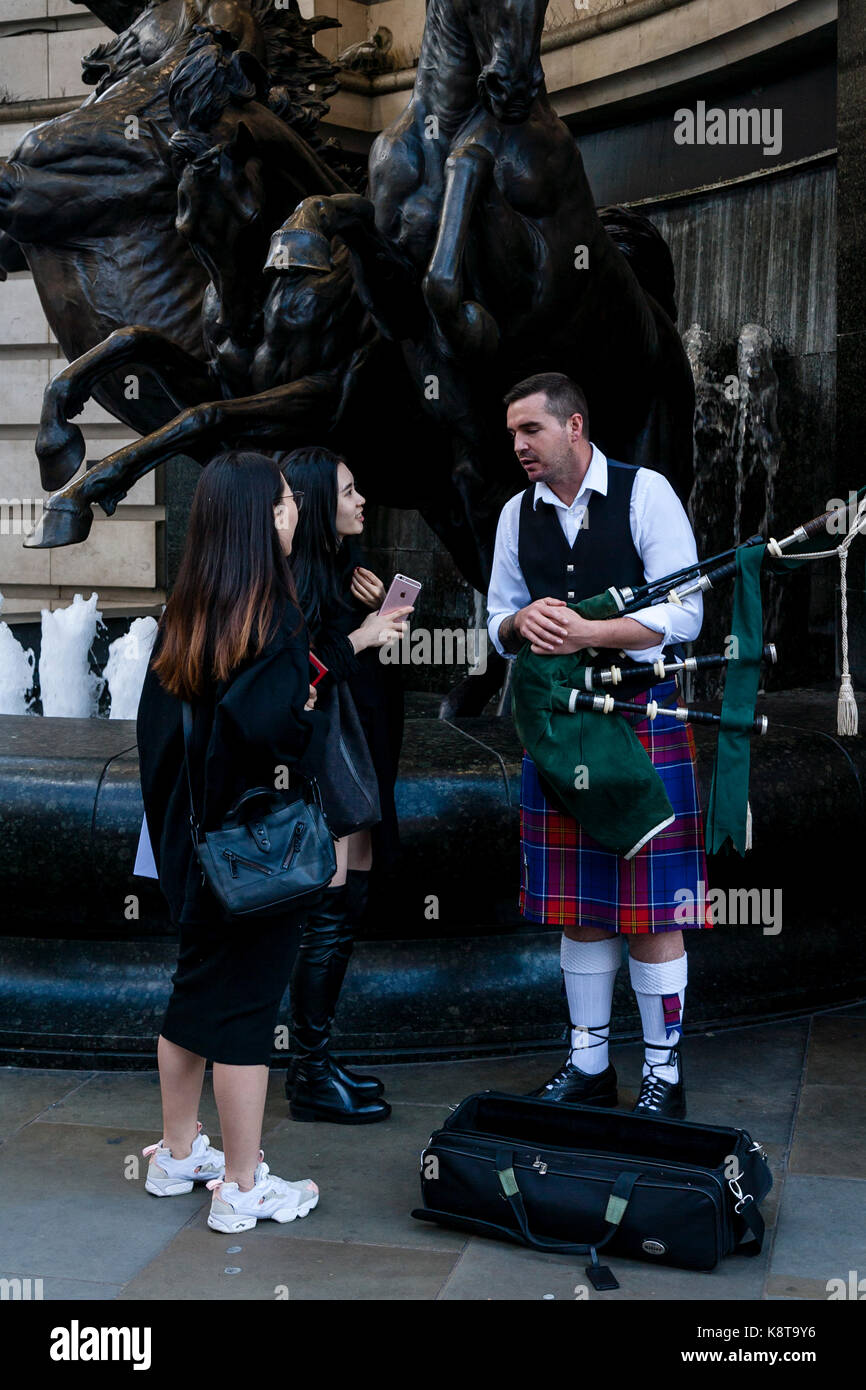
[136,450,326,1232]
[281,445,412,1124]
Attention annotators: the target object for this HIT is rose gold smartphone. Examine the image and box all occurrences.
[379,573,422,616]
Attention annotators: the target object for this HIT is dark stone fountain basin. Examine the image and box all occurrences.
[0,692,863,1067]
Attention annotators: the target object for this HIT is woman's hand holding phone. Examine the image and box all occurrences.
[350,604,414,653]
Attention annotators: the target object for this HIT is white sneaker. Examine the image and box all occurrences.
[206,1156,319,1233]
[143,1121,225,1196]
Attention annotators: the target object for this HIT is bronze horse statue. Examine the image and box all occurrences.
[0,0,345,446]
[281,0,694,566]
[20,0,694,716]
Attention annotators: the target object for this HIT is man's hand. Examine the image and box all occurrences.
[506,597,571,654]
[528,608,595,655]
[304,684,317,711]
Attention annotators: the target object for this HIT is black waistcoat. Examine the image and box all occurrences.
[517,460,644,605]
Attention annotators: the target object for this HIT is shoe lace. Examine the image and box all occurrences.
[636,1046,679,1107]
[636,1073,670,1108]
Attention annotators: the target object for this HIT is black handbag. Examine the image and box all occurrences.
[182,701,337,918]
[411,1091,772,1290]
[312,677,381,837]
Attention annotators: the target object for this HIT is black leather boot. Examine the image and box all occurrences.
[631,1044,686,1119]
[286,881,389,1123]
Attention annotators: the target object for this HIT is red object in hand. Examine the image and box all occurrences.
[309,653,328,686]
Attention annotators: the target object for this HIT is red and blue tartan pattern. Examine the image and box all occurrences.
[519,681,713,934]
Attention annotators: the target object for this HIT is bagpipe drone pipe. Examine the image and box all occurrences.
[509,491,866,859]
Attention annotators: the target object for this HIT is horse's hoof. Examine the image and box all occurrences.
[23,497,93,549]
[36,420,86,492]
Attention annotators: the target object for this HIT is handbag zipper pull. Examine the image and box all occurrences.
[281,821,306,870]
[222,849,239,879]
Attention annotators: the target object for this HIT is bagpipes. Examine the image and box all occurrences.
[510,491,866,859]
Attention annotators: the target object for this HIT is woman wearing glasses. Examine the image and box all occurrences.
[136,452,327,1231]
[280,446,413,1124]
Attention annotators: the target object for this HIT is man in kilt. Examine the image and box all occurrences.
[487,373,712,1118]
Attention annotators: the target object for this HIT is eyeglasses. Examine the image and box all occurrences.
[280,490,304,512]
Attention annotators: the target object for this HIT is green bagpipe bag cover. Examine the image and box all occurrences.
[510,644,675,860]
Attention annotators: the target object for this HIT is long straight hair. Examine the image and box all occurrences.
[152,450,302,700]
[281,446,352,634]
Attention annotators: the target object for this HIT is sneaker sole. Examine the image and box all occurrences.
[145,1177,195,1196]
[207,1193,318,1233]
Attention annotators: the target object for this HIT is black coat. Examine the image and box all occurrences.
[136,601,326,924]
[306,538,404,869]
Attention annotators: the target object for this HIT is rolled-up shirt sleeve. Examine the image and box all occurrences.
[625,470,703,662]
[486,496,531,659]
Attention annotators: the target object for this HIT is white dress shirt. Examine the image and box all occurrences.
[486,444,703,663]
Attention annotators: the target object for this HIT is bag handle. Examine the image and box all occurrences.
[728,1171,766,1256]
[181,700,200,847]
[181,700,328,841]
[495,1148,639,1286]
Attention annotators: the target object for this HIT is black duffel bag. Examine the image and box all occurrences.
[411,1091,772,1290]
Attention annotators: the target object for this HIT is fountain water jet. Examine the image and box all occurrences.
[105,617,158,720]
[39,593,105,718]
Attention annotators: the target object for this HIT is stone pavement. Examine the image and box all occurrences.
[0,1003,863,1302]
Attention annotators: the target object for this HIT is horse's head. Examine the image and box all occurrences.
[151,119,265,290]
[464,0,547,124]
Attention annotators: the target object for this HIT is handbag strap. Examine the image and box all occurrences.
[181,700,326,841]
[181,700,201,846]
[495,1148,639,1287]
[733,1190,766,1256]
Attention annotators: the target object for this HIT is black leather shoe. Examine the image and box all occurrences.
[632,1049,686,1119]
[289,1058,391,1124]
[527,1057,618,1107]
[285,1053,383,1100]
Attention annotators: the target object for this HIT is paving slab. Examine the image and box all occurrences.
[0,1121,210,1284]
[769,1175,866,1284]
[118,1220,459,1301]
[39,1069,295,1137]
[765,1274,840,1299]
[0,1068,94,1141]
[788,1085,866,1179]
[801,1016,866,1085]
[821,1001,866,1019]
[369,1051,562,1106]
[436,1229,771,1301]
[612,1021,809,1098]
[257,1103,467,1253]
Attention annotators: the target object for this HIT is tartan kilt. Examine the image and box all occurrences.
[519,680,713,934]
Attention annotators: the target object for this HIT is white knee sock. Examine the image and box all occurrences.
[628,953,687,1084]
[560,934,622,1075]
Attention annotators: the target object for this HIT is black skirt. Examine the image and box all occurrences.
[160,905,304,1065]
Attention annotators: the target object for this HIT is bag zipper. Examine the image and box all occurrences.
[221,849,274,878]
[281,821,306,870]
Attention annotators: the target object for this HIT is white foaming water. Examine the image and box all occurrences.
[39,592,105,717]
[0,594,35,714]
[105,616,158,719]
